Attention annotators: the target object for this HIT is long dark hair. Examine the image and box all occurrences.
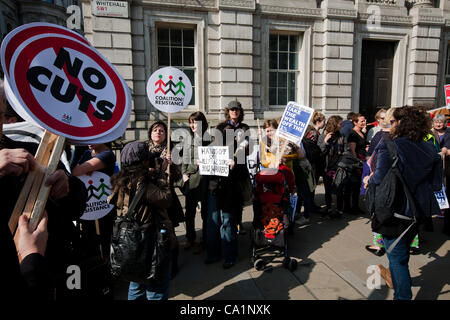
[188,111,209,136]
[110,157,159,194]
[393,107,431,143]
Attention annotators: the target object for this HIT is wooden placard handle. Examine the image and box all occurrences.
[166,113,171,181]
[9,131,66,235]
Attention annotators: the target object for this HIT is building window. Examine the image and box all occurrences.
[269,34,299,106]
[157,27,195,105]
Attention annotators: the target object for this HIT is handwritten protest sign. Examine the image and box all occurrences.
[276,102,314,145]
[78,172,114,220]
[434,185,449,210]
[198,146,230,177]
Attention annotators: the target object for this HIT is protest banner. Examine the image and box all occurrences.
[434,185,450,210]
[146,67,192,177]
[78,172,114,220]
[2,22,131,233]
[276,102,314,146]
[198,146,230,177]
[445,85,450,108]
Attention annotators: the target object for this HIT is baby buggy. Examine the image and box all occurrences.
[250,165,298,271]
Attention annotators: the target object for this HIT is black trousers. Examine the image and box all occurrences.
[184,186,207,243]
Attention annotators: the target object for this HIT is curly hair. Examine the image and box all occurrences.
[312,111,325,124]
[110,157,161,194]
[263,119,278,129]
[392,106,431,143]
[324,115,343,134]
[351,113,364,124]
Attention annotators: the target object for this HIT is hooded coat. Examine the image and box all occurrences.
[370,137,442,219]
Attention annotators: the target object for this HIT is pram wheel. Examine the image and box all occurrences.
[288,259,298,271]
[282,257,291,269]
[254,259,266,271]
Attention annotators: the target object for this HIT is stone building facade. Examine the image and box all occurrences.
[2,0,450,141]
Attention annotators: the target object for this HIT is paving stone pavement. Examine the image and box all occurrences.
[114,184,450,300]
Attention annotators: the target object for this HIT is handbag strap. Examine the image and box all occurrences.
[124,182,147,219]
[384,140,417,254]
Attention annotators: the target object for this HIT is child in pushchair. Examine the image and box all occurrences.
[250,165,298,271]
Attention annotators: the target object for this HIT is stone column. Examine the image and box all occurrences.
[313,0,356,116]
[407,0,444,107]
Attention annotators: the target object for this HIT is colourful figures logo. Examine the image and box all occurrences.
[154,75,186,96]
[147,66,192,113]
[86,178,111,201]
[79,172,113,220]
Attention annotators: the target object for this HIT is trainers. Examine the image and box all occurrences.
[377,264,393,289]
[295,216,310,226]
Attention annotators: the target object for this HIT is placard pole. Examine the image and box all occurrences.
[167,113,171,181]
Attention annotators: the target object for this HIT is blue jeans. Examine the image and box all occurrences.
[127,267,171,300]
[383,237,412,300]
[206,195,238,263]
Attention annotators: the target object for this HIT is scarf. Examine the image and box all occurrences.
[147,140,167,159]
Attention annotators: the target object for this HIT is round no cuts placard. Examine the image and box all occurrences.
[146,67,192,113]
[78,171,114,220]
[1,22,131,144]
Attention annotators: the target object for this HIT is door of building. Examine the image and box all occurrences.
[359,40,395,122]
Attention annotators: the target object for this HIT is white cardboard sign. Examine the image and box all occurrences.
[434,184,450,210]
[78,171,114,220]
[198,146,230,177]
[146,67,192,114]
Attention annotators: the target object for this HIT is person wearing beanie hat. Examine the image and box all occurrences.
[109,141,176,300]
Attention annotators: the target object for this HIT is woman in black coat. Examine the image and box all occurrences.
[365,107,442,300]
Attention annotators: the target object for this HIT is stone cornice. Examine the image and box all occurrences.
[219,0,255,12]
[359,12,413,25]
[136,0,216,11]
[325,7,358,20]
[413,14,445,25]
[259,5,322,19]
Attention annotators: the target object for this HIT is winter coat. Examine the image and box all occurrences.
[369,137,442,219]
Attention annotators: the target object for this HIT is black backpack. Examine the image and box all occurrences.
[109,183,172,284]
[365,140,417,253]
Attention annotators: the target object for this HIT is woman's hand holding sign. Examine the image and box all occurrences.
[45,169,69,200]
[0,148,35,178]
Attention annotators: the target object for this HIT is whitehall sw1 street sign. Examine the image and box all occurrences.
[92,0,129,18]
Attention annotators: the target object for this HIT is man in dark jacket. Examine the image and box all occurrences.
[215,100,251,235]
[1,79,88,299]
[340,112,355,139]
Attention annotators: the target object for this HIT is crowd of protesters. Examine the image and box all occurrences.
[2,74,450,301]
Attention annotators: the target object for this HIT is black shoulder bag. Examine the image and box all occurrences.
[110,183,171,284]
[367,140,418,254]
